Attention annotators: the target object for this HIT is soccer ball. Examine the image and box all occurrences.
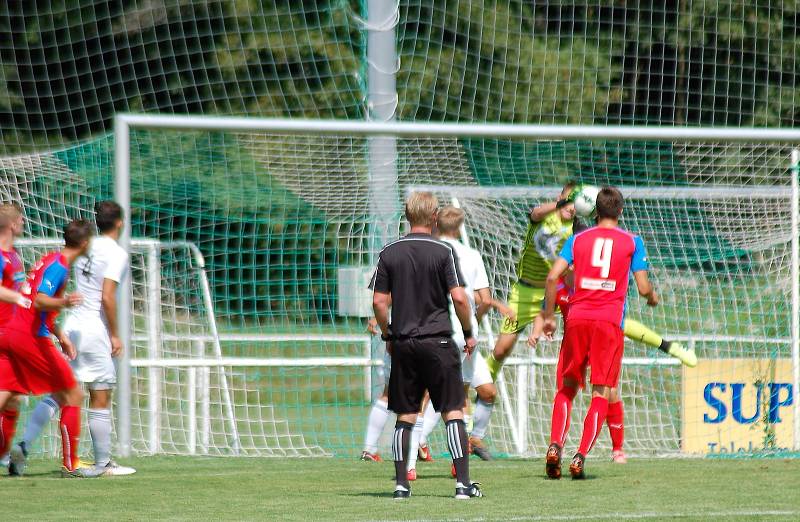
[573,185,600,217]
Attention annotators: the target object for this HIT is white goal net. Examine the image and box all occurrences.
[2,117,798,459]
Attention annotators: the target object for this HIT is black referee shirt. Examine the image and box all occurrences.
[370,232,465,339]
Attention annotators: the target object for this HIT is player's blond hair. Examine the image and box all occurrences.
[0,203,22,230]
[437,206,464,235]
[405,191,439,227]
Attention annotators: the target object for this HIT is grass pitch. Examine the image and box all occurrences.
[3,456,799,521]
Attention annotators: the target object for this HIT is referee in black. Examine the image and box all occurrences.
[372,191,483,500]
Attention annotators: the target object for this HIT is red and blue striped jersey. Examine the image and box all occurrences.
[10,252,70,337]
[558,226,649,327]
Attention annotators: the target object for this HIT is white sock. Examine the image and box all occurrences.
[406,416,424,470]
[363,398,390,454]
[471,399,494,440]
[22,396,58,446]
[88,408,113,468]
[420,401,440,445]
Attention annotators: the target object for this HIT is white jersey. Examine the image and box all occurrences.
[440,237,490,346]
[70,235,129,319]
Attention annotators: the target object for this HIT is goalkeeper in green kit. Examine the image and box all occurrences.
[485,182,697,380]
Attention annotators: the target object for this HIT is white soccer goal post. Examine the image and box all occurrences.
[111,114,799,457]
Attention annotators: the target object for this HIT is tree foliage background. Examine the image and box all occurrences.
[0,1,797,325]
[1,1,798,153]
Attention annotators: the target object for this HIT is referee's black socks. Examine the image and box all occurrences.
[446,419,470,486]
[392,421,414,489]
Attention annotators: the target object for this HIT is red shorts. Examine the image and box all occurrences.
[0,328,76,395]
[0,353,24,393]
[556,318,624,389]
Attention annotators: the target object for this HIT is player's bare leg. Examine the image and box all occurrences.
[570,385,611,479]
[546,377,579,479]
[487,332,518,382]
[0,390,13,412]
[469,383,496,461]
[607,387,626,463]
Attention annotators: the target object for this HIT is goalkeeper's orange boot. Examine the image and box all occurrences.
[418,444,433,462]
[569,452,586,480]
[545,443,562,479]
[360,451,382,462]
[407,468,417,481]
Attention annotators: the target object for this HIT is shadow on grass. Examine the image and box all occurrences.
[7,470,62,479]
[349,491,455,499]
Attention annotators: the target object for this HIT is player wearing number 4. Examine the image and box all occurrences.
[543,186,658,479]
[486,183,695,383]
[11,202,135,477]
[528,224,696,464]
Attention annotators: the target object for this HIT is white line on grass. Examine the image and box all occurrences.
[375,510,800,522]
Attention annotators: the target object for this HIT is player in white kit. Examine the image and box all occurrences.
[438,206,511,460]
[405,206,514,479]
[12,201,135,476]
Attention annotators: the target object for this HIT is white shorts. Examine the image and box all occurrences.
[454,334,492,389]
[64,314,116,387]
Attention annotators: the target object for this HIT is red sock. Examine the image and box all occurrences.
[549,387,577,446]
[0,409,19,456]
[606,401,624,451]
[577,396,609,456]
[60,406,81,471]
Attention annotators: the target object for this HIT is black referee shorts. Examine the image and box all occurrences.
[387,336,465,415]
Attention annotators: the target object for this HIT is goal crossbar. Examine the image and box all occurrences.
[407,185,792,200]
[113,114,800,454]
[116,114,800,142]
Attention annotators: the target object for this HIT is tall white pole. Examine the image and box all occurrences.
[366,0,399,403]
[790,149,800,450]
[114,116,132,457]
[366,0,399,252]
[146,244,162,454]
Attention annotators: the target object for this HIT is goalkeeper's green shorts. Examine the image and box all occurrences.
[499,282,546,335]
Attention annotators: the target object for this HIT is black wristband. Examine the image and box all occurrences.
[462,329,473,339]
[555,198,569,209]
[381,331,393,342]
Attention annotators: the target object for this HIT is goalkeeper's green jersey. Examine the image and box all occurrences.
[516,211,574,284]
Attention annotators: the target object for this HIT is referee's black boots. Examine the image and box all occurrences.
[454,482,483,499]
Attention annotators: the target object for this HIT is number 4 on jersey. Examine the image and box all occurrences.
[591,238,613,277]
